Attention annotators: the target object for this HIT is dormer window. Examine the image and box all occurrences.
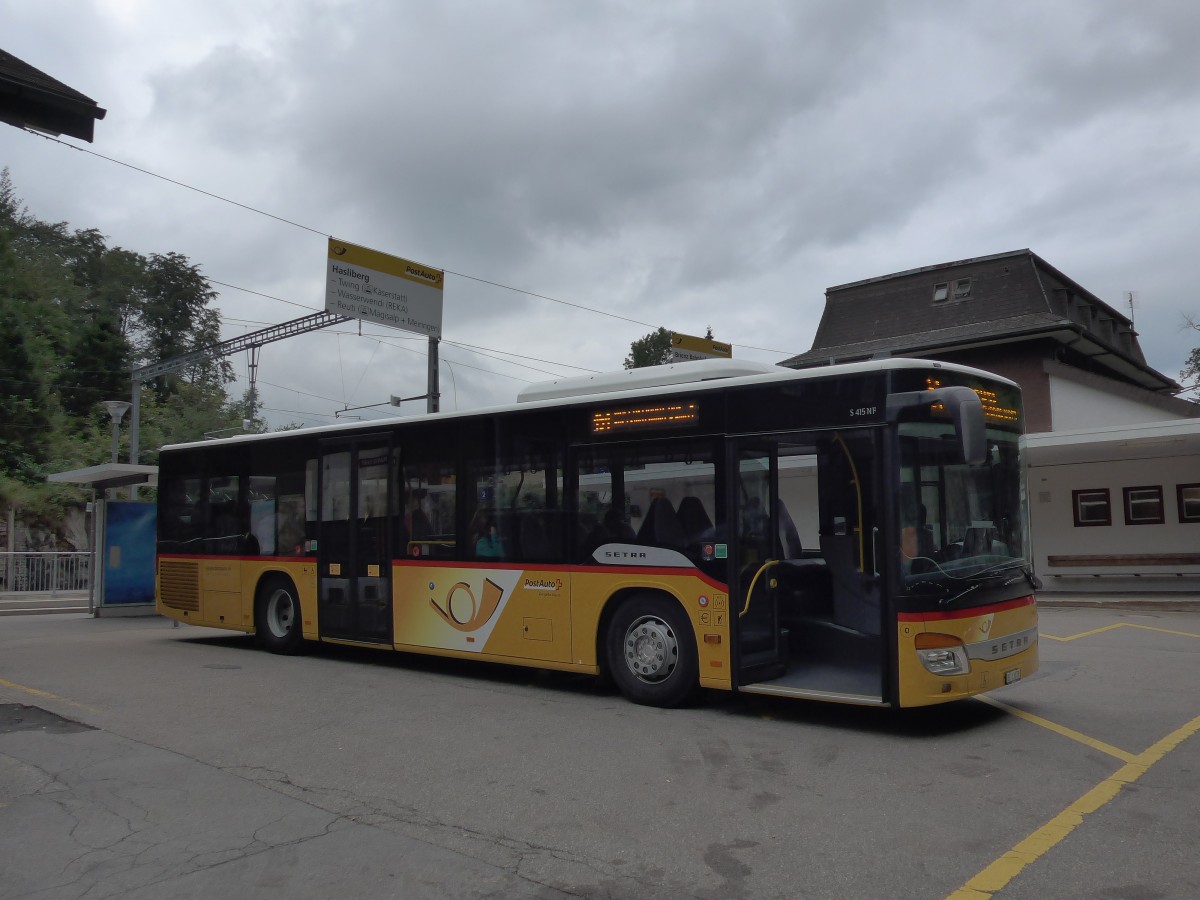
[933,279,972,303]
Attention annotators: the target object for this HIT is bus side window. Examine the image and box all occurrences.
[206,475,241,555]
[471,436,563,563]
[159,476,202,553]
[578,439,718,565]
[677,496,713,546]
[636,497,687,551]
[403,460,456,559]
[247,475,276,556]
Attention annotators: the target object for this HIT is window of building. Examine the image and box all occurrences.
[954,278,972,299]
[1072,489,1111,527]
[1177,483,1200,523]
[1123,486,1164,525]
[932,283,949,302]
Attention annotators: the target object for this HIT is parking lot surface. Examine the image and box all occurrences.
[1,603,1198,899]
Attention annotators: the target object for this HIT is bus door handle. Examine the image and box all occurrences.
[871,527,880,577]
[740,560,780,618]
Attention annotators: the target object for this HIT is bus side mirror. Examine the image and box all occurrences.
[886,386,986,466]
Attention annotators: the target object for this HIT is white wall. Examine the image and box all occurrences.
[1049,375,1190,429]
[1028,453,1200,593]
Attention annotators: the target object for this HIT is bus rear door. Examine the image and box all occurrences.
[317,440,396,645]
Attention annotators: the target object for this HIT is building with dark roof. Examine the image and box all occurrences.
[782,249,1195,432]
[0,48,106,142]
[783,250,1199,593]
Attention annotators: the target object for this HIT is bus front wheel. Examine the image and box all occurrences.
[256,576,303,655]
[606,594,698,708]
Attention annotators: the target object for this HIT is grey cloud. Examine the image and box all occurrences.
[5,0,1200,425]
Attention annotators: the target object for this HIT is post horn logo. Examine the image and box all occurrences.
[430,578,504,632]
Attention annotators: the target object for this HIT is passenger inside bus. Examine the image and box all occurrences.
[474,516,504,558]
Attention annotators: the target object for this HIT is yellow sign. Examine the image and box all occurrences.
[326,237,444,338]
[670,332,732,361]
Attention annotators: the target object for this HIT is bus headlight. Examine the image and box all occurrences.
[915,633,970,676]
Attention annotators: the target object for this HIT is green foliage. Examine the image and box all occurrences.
[0,168,239,532]
[624,326,673,369]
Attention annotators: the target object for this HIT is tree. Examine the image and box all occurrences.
[0,301,50,481]
[138,252,229,398]
[1182,315,1200,399]
[57,309,131,420]
[624,327,672,369]
[0,169,244,537]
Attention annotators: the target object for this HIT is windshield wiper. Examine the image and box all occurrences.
[942,563,1038,605]
[943,582,980,606]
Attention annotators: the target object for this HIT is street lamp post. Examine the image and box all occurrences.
[101,400,132,465]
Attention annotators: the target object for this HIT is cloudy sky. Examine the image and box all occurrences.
[4,0,1199,429]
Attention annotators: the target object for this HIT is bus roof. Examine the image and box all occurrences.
[160,357,1017,453]
[515,359,781,402]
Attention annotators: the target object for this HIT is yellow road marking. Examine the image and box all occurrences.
[1041,622,1200,642]
[0,677,90,710]
[975,695,1135,762]
[948,711,1200,899]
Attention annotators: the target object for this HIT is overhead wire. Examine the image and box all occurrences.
[213,286,599,377]
[28,128,796,356]
[219,309,550,383]
[28,128,800,421]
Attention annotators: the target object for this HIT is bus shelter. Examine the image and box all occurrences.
[47,464,159,616]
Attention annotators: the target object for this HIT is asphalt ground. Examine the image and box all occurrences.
[1,601,1198,899]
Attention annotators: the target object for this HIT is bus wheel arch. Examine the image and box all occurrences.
[255,573,304,655]
[603,590,698,708]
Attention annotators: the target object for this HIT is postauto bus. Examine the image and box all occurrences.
[156,358,1037,708]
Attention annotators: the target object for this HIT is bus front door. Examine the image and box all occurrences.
[733,433,886,704]
[733,447,787,681]
[317,441,395,645]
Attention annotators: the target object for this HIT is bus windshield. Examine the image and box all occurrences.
[897,421,1029,599]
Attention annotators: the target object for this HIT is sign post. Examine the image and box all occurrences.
[326,238,445,411]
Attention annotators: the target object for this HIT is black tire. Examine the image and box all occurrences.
[605,593,698,708]
[255,576,304,655]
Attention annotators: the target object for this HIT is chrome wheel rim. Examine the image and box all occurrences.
[266,588,295,638]
[623,614,679,683]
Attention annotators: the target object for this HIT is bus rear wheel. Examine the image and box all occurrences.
[256,576,303,655]
[606,594,698,708]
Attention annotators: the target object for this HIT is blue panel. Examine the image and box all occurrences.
[103,501,157,605]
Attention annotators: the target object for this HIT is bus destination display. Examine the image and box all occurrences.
[591,401,700,434]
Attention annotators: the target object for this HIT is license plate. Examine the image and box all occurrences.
[1004,668,1021,685]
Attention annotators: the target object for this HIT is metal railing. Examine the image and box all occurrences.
[0,552,92,596]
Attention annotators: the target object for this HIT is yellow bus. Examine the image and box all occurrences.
[156,357,1038,708]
